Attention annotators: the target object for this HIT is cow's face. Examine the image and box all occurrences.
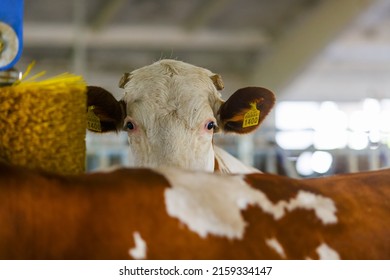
[87,60,275,171]
[119,60,223,171]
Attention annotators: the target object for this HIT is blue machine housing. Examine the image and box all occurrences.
[0,0,24,70]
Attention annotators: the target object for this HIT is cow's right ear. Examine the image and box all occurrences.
[86,86,126,132]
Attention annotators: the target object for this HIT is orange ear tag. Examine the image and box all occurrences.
[87,106,102,132]
[243,102,260,128]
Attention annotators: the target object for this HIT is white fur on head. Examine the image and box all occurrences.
[122,59,224,171]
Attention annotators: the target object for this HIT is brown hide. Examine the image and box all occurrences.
[0,162,389,260]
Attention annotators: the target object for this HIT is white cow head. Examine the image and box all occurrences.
[87,59,275,171]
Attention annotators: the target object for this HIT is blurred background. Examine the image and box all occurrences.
[18,0,390,177]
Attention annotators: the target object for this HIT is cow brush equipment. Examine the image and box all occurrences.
[0,65,87,175]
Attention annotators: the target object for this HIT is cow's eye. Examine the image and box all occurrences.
[126,121,135,130]
[206,121,215,131]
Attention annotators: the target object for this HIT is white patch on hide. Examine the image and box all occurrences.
[286,191,337,224]
[159,168,338,240]
[129,232,147,260]
[316,243,340,260]
[266,238,286,258]
[163,170,249,239]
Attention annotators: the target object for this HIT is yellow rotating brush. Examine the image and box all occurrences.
[0,67,87,175]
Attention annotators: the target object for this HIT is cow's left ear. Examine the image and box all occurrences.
[217,87,275,134]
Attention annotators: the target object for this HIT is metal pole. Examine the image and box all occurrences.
[72,0,87,76]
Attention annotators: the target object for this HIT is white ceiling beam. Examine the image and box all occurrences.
[250,0,376,92]
[23,24,268,51]
[90,0,127,30]
[184,0,232,31]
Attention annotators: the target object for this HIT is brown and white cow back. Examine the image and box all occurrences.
[0,162,388,259]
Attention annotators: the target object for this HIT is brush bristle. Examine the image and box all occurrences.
[0,73,87,175]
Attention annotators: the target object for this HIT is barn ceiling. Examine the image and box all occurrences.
[15,0,387,100]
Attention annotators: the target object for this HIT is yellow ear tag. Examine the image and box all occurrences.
[243,102,261,128]
[87,106,102,132]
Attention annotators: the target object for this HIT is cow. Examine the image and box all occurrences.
[86,59,275,173]
[1,161,388,260]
